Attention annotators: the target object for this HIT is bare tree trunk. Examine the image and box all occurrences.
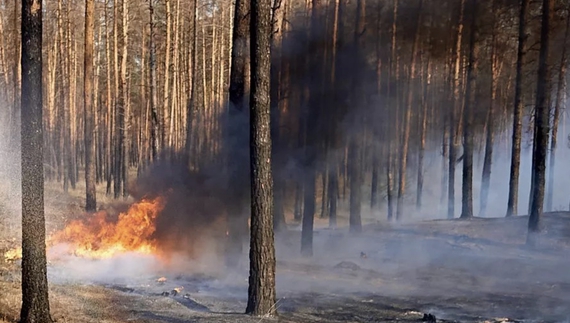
[527,0,553,246]
[105,0,113,195]
[112,0,120,198]
[348,0,366,232]
[546,13,569,212]
[397,0,422,221]
[20,0,53,321]
[301,0,323,255]
[448,0,465,219]
[506,0,529,217]
[480,6,500,217]
[149,0,159,160]
[460,0,478,220]
[120,0,129,198]
[84,0,96,212]
[246,0,277,316]
[226,0,250,267]
[163,0,172,150]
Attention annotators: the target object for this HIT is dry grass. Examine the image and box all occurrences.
[0,277,139,323]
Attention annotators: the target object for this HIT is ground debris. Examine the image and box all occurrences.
[422,313,437,322]
[483,318,521,323]
[333,261,361,271]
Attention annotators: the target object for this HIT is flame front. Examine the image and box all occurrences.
[49,197,165,259]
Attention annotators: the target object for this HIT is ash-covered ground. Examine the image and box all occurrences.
[3,212,570,323]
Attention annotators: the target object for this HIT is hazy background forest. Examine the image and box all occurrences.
[0,0,569,235]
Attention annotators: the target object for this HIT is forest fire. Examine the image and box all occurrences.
[49,197,166,259]
[3,197,166,261]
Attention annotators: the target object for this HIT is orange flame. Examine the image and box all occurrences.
[49,197,166,259]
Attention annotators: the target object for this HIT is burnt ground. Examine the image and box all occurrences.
[2,189,570,323]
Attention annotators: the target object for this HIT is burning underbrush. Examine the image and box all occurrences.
[4,160,239,270]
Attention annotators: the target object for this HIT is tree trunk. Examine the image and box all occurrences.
[20,0,53,321]
[84,0,96,212]
[149,0,159,160]
[226,0,250,268]
[448,0,465,219]
[120,0,129,198]
[396,0,422,221]
[527,0,553,246]
[417,55,430,211]
[246,0,277,316]
[459,0,478,220]
[506,0,529,217]
[105,0,113,195]
[349,0,366,232]
[480,7,500,217]
[301,0,323,255]
[112,0,121,198]
[546,13,569,212]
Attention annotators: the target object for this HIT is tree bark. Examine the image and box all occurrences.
[459,0,478,220]
[448,0,465,219]
[226,0,250,267]
[246,0,277,316]
[149,0,159,160]
[506,0,529,217]
[527,0,553,246]
[84,0,96,212]
[397,0,422,221]
[480,6,500,217]
[20,0,53,321]
[546,13,569,212]
[349,0,366,231]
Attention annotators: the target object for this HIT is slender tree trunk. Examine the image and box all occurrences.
[120,0,129,198]
[480,10,500,217]
[546,13,569,212]
[448,0,465,219]
[112,0,120,198]
[271,0,286,232]
[527,0,553,246]
[162,0,172,150]
[417,55,430,211]
[327,0,340,228]
[105,0,113,195]
[20,0,53,321]
[301,0,323,254]
[506,0,529,217]
[459,0,478,220]
[226,0,250,267]
[246,0,277,316]
[397,0,422,221]
[84,0,96,212]
[349,0,366,231]
[149,0,159,160]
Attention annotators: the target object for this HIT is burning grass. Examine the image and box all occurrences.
[49,196,165,259]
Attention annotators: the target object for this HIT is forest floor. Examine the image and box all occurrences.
[1,184,570,322]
